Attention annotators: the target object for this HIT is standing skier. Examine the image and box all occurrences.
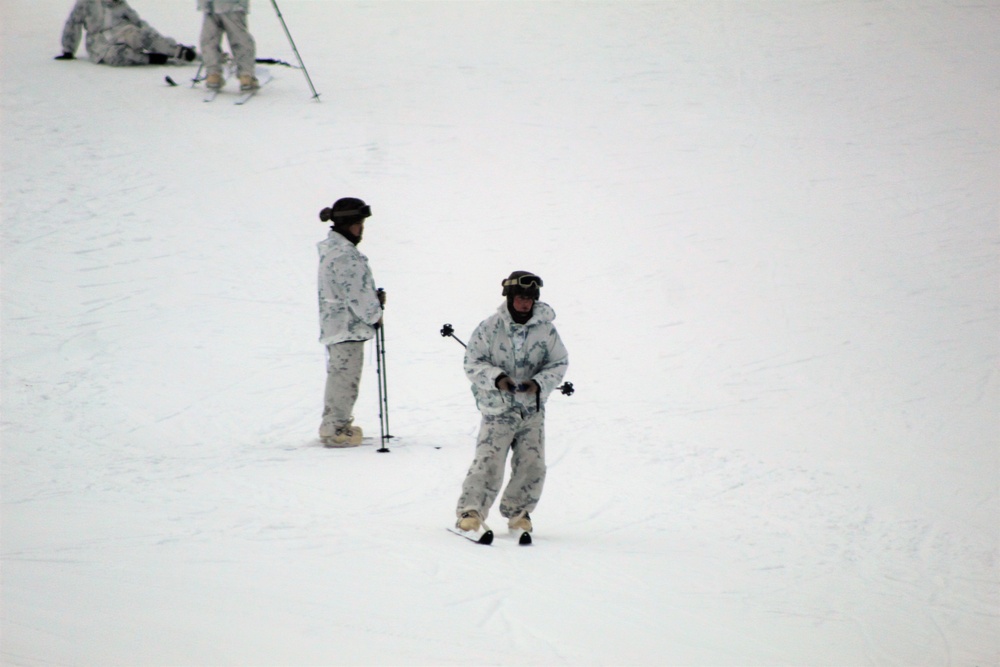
[57,0,197,66]
[456,271,568,537]
[316,198,384,447]
[197,0,258,92]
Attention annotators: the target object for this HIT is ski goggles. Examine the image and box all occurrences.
[331,204,371,220]
[502,274,543,290]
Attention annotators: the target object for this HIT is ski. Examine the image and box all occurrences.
[234,89,256,105]
[448,526,494,545]
[514,530,532,546]
[318,436,374,448]
[234,67,274,105]
[194,66,272,104]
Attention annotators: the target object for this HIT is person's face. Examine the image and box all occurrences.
[350,221,365,241]
[512,294,535,313]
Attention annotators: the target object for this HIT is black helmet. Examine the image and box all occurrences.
[319,197,371,227]
[502,270,542,300]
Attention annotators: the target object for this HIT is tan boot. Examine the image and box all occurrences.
[320,425,363,447]
[239,74,260,92]
[508,511,532,533]
[205,72,224,90]
[457,510,482,532]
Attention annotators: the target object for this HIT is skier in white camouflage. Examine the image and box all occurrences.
[456,271,569,536]
[198,0,258,92]
[57,0,197,66]
[316,198,384,447]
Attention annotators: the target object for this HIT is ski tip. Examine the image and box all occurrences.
[479,530,494,545]
[518,531,532,546]
[165,75,177,86]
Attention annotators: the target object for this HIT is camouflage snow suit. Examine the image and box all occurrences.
[61,0,184,66]
[457,302,569,523]
[198,0,256,79]
[317,229,382,438]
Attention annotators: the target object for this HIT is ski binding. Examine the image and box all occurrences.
[235,66,274,105]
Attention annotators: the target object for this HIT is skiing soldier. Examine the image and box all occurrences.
[316,198,385,447]
[198,0,259,92]
[57,0,197,66]
[456,271,569,537]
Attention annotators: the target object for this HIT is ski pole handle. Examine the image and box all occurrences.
[440,323,467,348]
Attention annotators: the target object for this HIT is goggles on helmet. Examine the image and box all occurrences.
[502,274,543,290]
[331,204,371,221]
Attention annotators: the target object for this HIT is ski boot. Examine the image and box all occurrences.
[458,510,483,532]
[320,424,363,447]
[205,72,224,90]
[239,74,260,92]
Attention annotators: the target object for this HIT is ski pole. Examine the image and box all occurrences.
[376,323,391,451]
[375,290,391,452]
[375,324,388,452]
[441,323,574,396]
[269,0,320,100]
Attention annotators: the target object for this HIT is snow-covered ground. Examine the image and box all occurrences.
[2,1,998,665]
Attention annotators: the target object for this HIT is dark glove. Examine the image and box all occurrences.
[495,375,516,393]
[377,289,386,307]
[54,52,75,60]
[516,380,539,394]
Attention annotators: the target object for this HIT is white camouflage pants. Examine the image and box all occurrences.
[320,341,364,438]
[200,10,256,77]
[456,410,547,522]
[100,24,179,66]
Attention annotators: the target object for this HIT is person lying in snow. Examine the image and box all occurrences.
[56,0,197,66]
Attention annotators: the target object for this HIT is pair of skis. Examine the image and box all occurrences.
[448,525,532,546]
[203,67,273,104]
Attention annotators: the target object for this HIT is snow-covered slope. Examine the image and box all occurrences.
[2,1,997,665]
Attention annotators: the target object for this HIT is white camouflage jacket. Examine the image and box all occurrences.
[61,0,148,62]
[463,302,569,416]
[317,230,382,346]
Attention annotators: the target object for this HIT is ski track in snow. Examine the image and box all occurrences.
[3,1,999,666]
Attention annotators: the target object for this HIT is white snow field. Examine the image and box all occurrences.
[2,1,998,665]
